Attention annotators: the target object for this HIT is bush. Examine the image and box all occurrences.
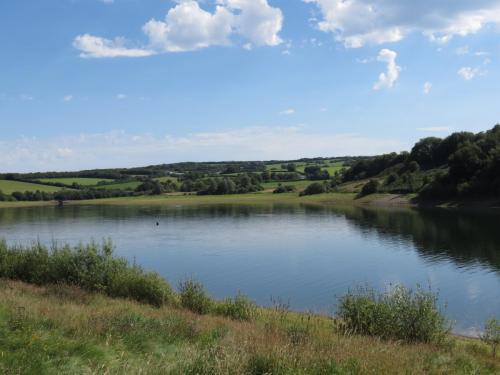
[360,179,379,196]
[481,318,500,357]
[300,182,327,196]
[179,279,212,314]
[337,285,449,343]
[0,240,174,307]
[273,184,296,194]
[215,292,257,321]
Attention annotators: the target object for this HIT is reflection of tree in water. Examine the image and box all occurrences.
[330,206,500,274]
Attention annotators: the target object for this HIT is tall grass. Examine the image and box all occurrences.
[337,285,450,343]
[0,240,174,307]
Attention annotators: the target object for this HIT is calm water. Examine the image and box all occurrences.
[0,203,499,335]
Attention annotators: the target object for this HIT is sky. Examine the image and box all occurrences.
[1,0,500,172]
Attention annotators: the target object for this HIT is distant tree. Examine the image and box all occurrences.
[304,166,330,180]
[286,163,297,172]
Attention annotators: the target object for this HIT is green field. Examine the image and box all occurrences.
[266,160,345,175]
[97,181,142,190]
[261,179,322,190]
[0,180,65,194]
[153,176,179,183]
[38,177,114,186]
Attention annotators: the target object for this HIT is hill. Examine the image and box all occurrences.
[343,125,500,201]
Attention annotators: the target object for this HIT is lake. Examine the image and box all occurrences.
[0,203,499,336]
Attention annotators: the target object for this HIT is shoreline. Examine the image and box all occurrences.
[0,191,499,210]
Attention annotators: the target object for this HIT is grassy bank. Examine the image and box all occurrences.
[0,191,407,209]
[1,280,498,374]
[0,241,499,374]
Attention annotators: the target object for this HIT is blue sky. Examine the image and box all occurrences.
[1,0,500,172]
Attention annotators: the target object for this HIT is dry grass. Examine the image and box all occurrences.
[0,280,498,374]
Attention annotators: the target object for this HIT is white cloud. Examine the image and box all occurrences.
[116,94,127,100]
[373,49,400,90]
[142,1,234,52]
[423,82,432,95]
[75,0,283,57]
[279,108,295,115]
[0,128,406,173]
[73,34,155,58]
[20,95,34,101]
[100,0,114,4]
[63,95,73,102]
[417,127,451,132]
[304,0,500,48]
[217,0,283,46]
[457,66,485,80]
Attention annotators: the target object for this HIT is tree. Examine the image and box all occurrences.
[360,179,379,196]
[410,137,442,168]
[286,163,297,172]
[304,166,330,180]
[300,182,327,196]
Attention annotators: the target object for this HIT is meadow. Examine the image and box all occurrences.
[38,177,114,186]
[0,180,65,194]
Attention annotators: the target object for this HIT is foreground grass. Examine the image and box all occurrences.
[0,280,498,374]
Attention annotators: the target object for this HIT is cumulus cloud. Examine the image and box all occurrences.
[62,95,73,102]
[304,0,500,48]
[373,49,400,90]
[458,66,485,80]
[73,34,155,58]
[423,82,432,95]
[0,128,406,173]
[75,0,283,57]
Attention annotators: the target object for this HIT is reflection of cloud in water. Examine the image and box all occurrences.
[465,281,481,302]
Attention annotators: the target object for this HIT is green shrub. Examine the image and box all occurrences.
[273,184,296,194]
[481,318,500,357]
[245,353,282,375]
[179,279,212,315]
[215,292,257,321]
[300,182,328,196]
[337,285,449,343]
[360,179,379,196]
[0,240,174,307]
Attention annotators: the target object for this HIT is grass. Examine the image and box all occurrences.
[96,181,142,191]
[37,178,114,186]
[0,180,65,194]
[0,280,498,374]
[154,177,179,183]
[0,190,403,209]
[265,160,345,175]
[261,179,322,191]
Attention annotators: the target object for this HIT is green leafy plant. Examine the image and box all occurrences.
[481,318,500,357]
[337,285,450,343]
